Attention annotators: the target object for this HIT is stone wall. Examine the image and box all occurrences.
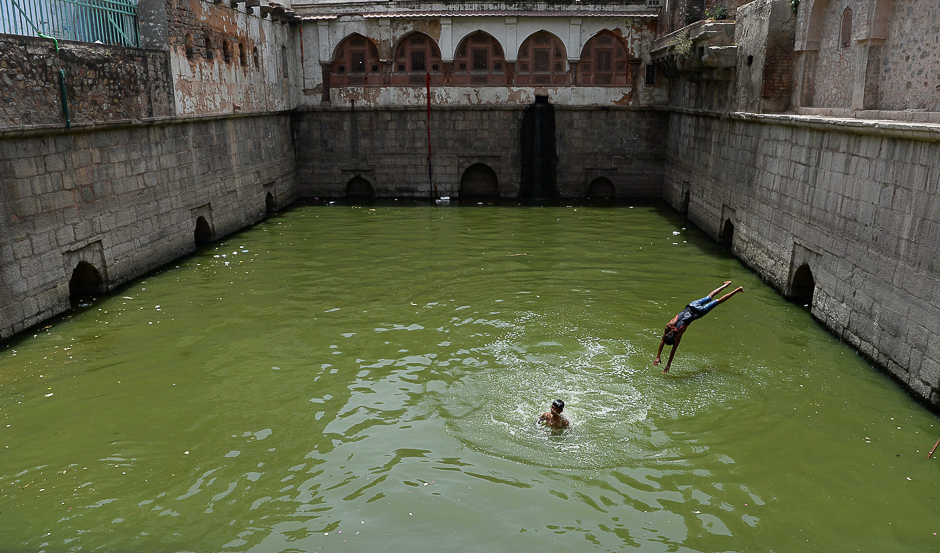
[293,106,667,199]
[793,0,940,115]
[0,114,297,340]
[663,110,940,407]
[166,0,302,115]
[0,34,174,128]
[734,0,796,113]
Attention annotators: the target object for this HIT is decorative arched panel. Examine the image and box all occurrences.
[390,33,444,86]
[515,31,568,86]
[452,32,507,86]
[331,34,382,87]
[578,31,630,86]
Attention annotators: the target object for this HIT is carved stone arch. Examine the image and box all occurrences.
[390,32,444,86]
[63,241,109,299]
[452,31,507,86]
[459,163,500,200]
[516,30,568,86]
[330,33,383,87]
[192,204,215,246]
[578,30,631,86]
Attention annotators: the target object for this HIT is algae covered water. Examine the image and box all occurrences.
[1,204,938,552]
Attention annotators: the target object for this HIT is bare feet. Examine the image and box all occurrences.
[663,366,670,374]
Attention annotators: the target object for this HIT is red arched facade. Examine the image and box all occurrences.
[515,31,568,86]
[578,31,631,86]
[390,33,444,86]
[452,32,507,86]
[331,34,382,87]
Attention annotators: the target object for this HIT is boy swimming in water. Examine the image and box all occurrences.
[537,399,569,428]
[654,281,744,374]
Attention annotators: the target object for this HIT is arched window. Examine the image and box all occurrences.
[223,39,232,64]
[390,33,443,86]
[840,8,853,48]
[204,35,214,60]
[578,31,630,86]
[239,42,247,67]
[185,34,194,60]
[453,32,506,86]
[331,34,382,87]
[253,47,259,68]
[515,31,567,86]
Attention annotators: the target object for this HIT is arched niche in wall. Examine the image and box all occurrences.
[346,176,374,200]
[331,34,383,87]
[586,177,615,200]
[194,216,214,245]
[390,33,444,86]
[804,0,829,51]
[452,31,507,86]
[459,163,500,201]
[515,31,568,86]
[69,261,104,301]
[789,263,816,306]
[577,31,630,86]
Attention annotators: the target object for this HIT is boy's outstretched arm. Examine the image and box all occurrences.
[654,337,665,366]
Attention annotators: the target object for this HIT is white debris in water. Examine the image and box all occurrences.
[673,231,681,235]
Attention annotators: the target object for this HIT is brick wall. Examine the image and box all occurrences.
[663,111,940,408]
[293,106,667,200]
[0,114,297,339]
[0,34,174,128]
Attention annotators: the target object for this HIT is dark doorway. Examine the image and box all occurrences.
[69,261,103,300]
[681,189,691,214]
[265,192,276,214]
[194,216,213,245]
[346,176,374,200]
[790,263,816,306]
[586,177,616,200]
[459,163,500,201]
[720,219,735,245]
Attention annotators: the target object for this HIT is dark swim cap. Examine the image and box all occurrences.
[552,399,564,412]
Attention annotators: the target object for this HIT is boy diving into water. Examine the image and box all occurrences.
[654,281,744,374]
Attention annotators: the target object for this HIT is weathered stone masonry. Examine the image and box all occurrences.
[294,106,667,199]
[664,111,940,406]
[0,114,297,340]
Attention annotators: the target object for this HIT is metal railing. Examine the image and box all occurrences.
[1,0,139,47]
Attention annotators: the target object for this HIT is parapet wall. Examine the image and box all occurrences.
[0,34,174,128]
[293,106,667,199]
[664,110,940,407]
[0,114,297,340]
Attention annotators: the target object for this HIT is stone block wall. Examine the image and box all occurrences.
[165,0,301,116]
[734,0,796,113]
[0,114,297,340]
[293,106,666,199]
[0,34,174,128]
[663,110,940,407]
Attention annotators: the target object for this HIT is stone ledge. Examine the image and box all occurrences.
[667,107,940,143]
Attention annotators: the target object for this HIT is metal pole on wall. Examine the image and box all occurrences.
[426,70,437,200]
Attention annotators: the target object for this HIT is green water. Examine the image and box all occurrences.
[1,204,938,552]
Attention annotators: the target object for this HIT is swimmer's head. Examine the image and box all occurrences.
[551,399,564,413]
[663,331,676,346]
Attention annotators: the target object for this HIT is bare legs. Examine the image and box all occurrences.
[715,285,744,304]
[709,281,732,298]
